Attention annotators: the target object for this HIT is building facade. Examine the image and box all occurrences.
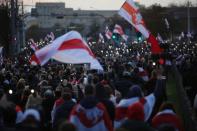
[30,2,117,34]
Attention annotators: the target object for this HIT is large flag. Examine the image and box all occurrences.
[30,31,103,70]
[105,26,112,40]
[118,0,162,54]
[113,24,128,41]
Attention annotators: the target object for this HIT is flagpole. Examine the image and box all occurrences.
[187,0,191,42]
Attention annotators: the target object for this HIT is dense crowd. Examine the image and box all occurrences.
[1,0,197,129]
[1,37,197,131]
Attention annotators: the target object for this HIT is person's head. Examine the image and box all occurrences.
[95,83,105,99]
[2,104,16,126]
[61,87,72,100]
[58,121,77,131]
[119,120,154,131]
[157,124,177,131]
[127,85,143,98]
[95,83,112,100]
[22,109,41,128]
[43,89,54,99]
[0,88,4,99]
[115,128,128,131]
[159,102,176,112]
[151,70,157,79]
[55,87,62,99]
[84,84,94,96]
[127,99,146,121]
[16,78,26,90]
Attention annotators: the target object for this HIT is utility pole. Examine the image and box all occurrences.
[20,0,25,50]
[10,0,18,56]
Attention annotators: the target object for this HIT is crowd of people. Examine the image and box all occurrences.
[0,36,192,131]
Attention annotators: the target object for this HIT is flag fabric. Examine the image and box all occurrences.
[50,32,55,41]
[70,103,113,131]
[29,39,38,51]
[115,94,155,128]
[44,32,55,42]
[152,109,184,131]
[0,47,3,65]
[138,67,149,82]
[113,24,128,41]
[118,0,162,54]
[44,35,49,42]
[30,31,103,71]
[164,18,170,29]
[15,105,23,124]
[98,33,104,43]
[87,36,93,42]
[113,24,124,35]
[181,32,185,38]
[105,26,112,40]
[187,32,192,38]
[157,33,164,43]
[178,32,185,40]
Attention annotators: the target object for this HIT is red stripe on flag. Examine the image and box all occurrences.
[147,34,163,54]
[30,54,40,65]
[122,2,139,24]
[114,25,124,35]
[58,39,95,58]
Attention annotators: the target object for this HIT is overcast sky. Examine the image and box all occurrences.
[23,0,196,11]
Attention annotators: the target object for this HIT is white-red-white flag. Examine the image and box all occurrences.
[70,103,113,131]
[157,33,164,43]
[113,24,128,41]
[115,94,156,128]
[113,24,124,35]
[118,0,162,54]
[29,39,38,51]
[49,32,55,41]
[30,31,103,70]
[164,18,170,29]
[99,33,105,43]
[105,26,112,40]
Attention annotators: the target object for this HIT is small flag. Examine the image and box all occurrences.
[164,18,170,29]
[29,39,38,51]
[105,26,112,40]
[157,33,164,43]
[99,33,105,43]
[113,24,128,41]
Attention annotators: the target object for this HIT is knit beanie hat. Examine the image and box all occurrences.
[127,98,146,121]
